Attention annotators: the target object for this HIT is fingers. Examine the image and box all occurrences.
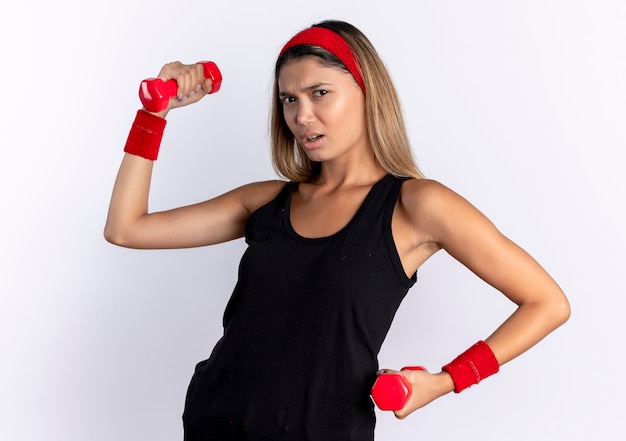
[157,62,209,108]
[202,77,214,94]
[177,84,204,103]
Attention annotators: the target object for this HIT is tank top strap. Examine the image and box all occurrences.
[381,175,412,221]
[357,174,411,220]
[379,175,416,286]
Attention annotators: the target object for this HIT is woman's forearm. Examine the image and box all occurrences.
[486,292,571,366]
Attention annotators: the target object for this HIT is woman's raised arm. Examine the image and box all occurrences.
[104,62,284,249]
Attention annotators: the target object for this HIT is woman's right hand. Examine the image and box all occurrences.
[375,367,455,419]
[148,61,215,118]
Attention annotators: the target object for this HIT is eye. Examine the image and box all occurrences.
[313,89,328,98]
[280,95,295,105]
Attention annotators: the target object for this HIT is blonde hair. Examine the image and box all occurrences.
[271,20,424,182]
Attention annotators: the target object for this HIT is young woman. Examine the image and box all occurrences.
[105,20,570,441]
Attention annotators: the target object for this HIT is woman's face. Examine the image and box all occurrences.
[277,56,368,164]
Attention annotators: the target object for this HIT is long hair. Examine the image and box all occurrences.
[271,20,424,182]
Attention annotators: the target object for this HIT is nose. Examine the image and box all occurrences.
[295,101,315,126]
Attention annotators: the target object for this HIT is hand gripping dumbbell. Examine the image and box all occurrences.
[139,61,223,113]
[371,366,425,411]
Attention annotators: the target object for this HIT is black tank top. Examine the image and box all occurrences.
[183,174,417,441]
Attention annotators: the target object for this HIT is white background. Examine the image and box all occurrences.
[1,1,624,440]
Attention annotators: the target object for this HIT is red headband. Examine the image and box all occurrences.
[279,27,365,94]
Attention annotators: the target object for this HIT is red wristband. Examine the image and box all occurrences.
[123,109,167,160]
[442,340,499,393]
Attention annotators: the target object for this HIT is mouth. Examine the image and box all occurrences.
[300,134,324,150]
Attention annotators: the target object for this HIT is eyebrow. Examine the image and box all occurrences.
[278,82,332,97]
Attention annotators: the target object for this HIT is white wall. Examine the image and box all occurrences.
[1,1,624,440]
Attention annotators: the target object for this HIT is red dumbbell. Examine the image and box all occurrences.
[139,61,223,113]
[371,366,425,411]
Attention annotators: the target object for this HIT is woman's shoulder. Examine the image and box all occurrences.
[398,178,474,220]
[233,179,288,215]
[238,179,288,193]
[400,178,456,203]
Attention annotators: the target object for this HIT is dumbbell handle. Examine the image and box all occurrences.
[371,366,425,411]
[139,61,222,113]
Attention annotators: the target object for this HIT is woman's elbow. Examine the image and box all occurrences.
[550,291,571,329]
[103,223,131,247]
[103,226,121,246]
